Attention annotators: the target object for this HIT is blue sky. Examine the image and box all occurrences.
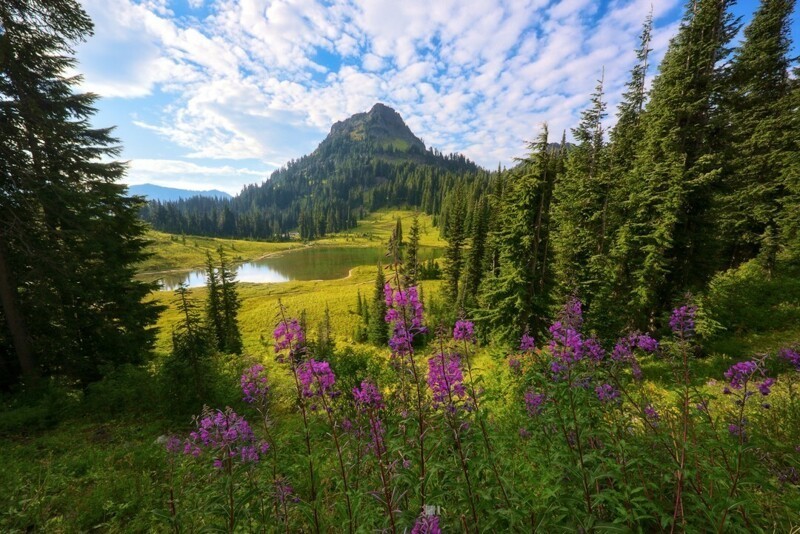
[73,0,799,195]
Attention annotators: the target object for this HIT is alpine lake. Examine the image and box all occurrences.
[150,245,442,291]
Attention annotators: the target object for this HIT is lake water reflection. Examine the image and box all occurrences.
[155,246,441,291]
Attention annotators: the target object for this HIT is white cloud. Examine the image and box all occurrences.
[77,0,687,179]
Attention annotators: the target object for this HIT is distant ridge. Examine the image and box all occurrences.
[129,183,232,202]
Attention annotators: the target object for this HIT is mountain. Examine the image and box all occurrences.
[140,103,490,240]
[129,183,232,202]
[327,103,426,153]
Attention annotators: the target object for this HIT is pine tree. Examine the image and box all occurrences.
[478,126,557,340]
[618,0,739,325]
[404,212,421,287]
[552,74,608,307]
[170,284,213,400]
[205,251,225,351]
[781,67,800,251]
[395,217,404,247]
[444,185,467,307]
[368,263,388,346]
[719,0,796,267]
[0,0,160,386]
[463,195,489,308]
[218,246,242,354]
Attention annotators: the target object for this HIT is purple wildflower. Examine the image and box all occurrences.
[241,364,270,404]
[353,380,383,409]
[274,477,300,505]
[724,360,759,390]
[643,404,660,422]
[595,383,620,403]
[385,285,426,356]
[524,390,546,417]
[758,377,775,396]
[165,435,182,454]
[273,319,305,353]
[297,359,336,399]
[669,305,697,336]
[519,333,536,352]
[780,347,800,370]
[635,333,659,353]
[508,356,522,373]
[411,513,441,534]
[519,427,531,439]
[453,319,476,343]
[183,408,267,467]
[427,352,467,410]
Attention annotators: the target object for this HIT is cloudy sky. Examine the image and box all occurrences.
[73,0,799,195]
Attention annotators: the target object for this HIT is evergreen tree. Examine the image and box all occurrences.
[0,0,160,386]
[444,185,467,307]
[395,217,404,246]
[204,251,225,352]
[218,247,242,354]
[314,304,334,359]
[368,263,389,346]
[404,212,421,287]
[719,0,796,267]
[169,284,213,401]
[617,0,739,325]
[478,126,558,340]
[463,195,489,308]
[781,67,800,252]
[552,74,609,308]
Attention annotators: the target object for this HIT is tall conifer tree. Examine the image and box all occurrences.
[719,0,796,267]
[618,0,739,324]
[478,126,557,340]
[0,0,160,386]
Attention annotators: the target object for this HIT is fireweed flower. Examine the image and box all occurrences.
[411,512,441,534]
[724,361,759,390]
[595,383,620,403]
[297,359,336,400]
[453,319,476,343]
[165,435,182,454]
[353,379,384,409]
[780,347,800,370]
[524,390,546,416]
[274,477,300,505]
[273,319,306,365]
[183,408,268,467]
[644,404,660,422]
[670,305,697,336]
[519,332,536,352]
[384,284,426,356]
[353,380,386,454]
[427,352,467,410]
[758,377,775,396]
[241,364,270,404]
[548,298,605,378]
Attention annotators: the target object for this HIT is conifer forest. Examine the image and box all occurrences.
[2,0,800,531]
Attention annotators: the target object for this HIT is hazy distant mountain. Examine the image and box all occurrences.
[129,183,232,202]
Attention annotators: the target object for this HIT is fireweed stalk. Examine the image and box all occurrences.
[298,358,355,533]
[182,407,269,532]
[718,357,775,531]
[430,329,478,529]
[273,304,321,534]
[240,364,280,517]
[547,297,602,517]
[669,304,696,532]
[384,265,428,509]
[453,319,512,508]
[353,379,397,533]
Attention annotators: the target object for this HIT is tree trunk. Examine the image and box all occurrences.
[0,235,38,379]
